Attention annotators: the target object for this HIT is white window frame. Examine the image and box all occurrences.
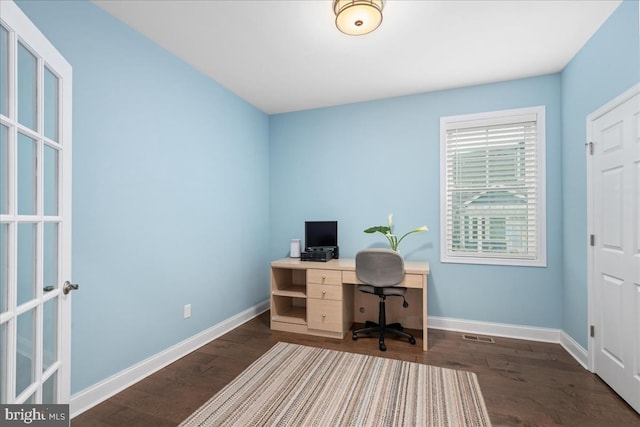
[440,106,547,267]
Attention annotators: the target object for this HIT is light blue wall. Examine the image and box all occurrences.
[270,74,564,328]
[16,1,271,394]
[560,0,640,348]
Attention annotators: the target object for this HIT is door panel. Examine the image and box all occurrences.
[601,274,623,365]
[0,1,72,405]
[590,87,640,413]
[600,120,623,152]
[601,167,623,249]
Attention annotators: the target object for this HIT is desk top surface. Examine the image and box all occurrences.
[271,257,430,275]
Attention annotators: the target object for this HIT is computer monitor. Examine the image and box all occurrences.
[305,221,338,250]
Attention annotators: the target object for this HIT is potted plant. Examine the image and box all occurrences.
[364,214,428,252]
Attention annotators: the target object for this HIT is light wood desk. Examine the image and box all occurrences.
[270,258,430,351]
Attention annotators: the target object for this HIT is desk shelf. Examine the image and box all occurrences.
[272,285,306,298]
[272,306,306,325]
[271,267,308,328]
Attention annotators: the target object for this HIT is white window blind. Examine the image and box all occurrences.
[440,107,546,267]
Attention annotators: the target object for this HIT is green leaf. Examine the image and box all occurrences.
[363,226,390,234]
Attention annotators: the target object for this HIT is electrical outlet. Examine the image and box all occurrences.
[184,304,191,319]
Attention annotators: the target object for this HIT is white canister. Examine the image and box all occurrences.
[290,239,301,258]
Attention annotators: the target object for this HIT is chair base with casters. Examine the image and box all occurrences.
[352,286,416,351]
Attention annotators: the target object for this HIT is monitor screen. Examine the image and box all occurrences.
[305,221,338,249]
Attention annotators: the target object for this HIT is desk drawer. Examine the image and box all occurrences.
[307,299,343,333]
[342,271,423,289]
[308,283,342,301]
[307,269,342,285]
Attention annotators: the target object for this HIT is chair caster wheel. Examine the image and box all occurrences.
[409,337,416,345]
[379,343,386,351]
[352,334,358,341]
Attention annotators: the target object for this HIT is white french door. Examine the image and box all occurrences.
[588,84,640,413]
[0,1,73,404]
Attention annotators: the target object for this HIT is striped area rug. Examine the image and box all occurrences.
[180,342,492,427]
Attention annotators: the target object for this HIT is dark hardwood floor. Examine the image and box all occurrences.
[72,312,639,426]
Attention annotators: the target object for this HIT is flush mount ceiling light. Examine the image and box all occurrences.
[333,0,385,36]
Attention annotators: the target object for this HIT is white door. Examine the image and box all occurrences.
[0,1,73,404]
[588,84,640,413]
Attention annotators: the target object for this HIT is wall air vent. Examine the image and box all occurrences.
[462,334,495,344]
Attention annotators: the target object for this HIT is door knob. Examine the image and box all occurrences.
[63,281,79,295]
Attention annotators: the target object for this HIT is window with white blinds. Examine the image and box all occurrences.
[440,106,546,267]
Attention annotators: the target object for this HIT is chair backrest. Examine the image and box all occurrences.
[355,249,405,287]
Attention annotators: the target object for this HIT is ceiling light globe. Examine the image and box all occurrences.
[333,0,384,36]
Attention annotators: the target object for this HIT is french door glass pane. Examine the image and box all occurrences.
[42,372,57,403]
[44,67,58,142]
[43,223,57,290]
[16,308,35,397]
[18,42,37,131]
[0,25,7,117]
[0,124,7,214]
[44,146,58,216]
[18,133,36,215]
[43,297,57,372]
[17,223,36,306]
[0,322,6,403]
[0,223,7,313]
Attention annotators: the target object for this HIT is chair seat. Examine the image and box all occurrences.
[358,284,406,297]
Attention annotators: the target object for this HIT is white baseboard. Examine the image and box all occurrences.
[70,300,270,419]
[428,315,589,368]
[559,330,589,370]
[428,315,561,342]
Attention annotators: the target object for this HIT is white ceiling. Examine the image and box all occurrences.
[93,0,621,114]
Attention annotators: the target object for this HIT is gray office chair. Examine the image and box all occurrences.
[352,249,416,351]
